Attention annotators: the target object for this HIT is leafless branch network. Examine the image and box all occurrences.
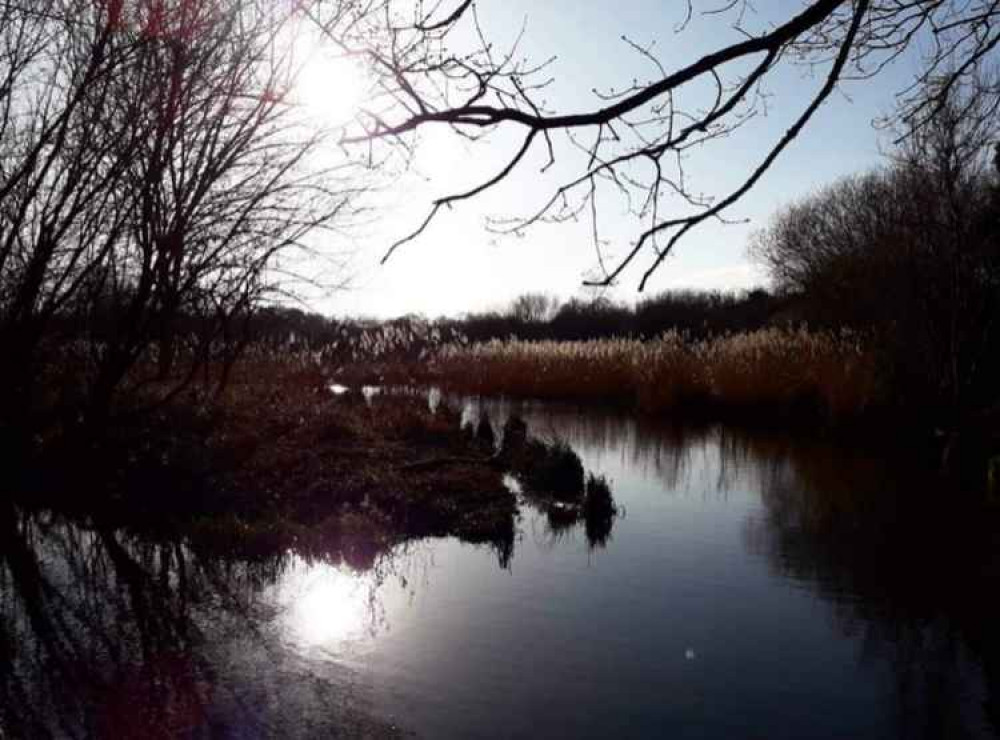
[314,0,1000,290]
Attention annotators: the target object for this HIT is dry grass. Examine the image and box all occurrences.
[431,328,882,423]
[434,338,640,402]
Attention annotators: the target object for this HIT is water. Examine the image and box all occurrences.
[2,397,999,738]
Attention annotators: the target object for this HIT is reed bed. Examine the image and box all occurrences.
[432,328,882,423]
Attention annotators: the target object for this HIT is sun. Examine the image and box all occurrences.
[287,28,366,129]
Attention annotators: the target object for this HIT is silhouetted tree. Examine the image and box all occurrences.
[549,297,631,341]
[0,0,356,442]
[753,80,1000,424]
[508,293,557,324]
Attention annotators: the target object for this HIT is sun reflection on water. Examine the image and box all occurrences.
[277,557,374,648]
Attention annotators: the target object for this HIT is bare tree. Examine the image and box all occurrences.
[752,80,1000,419]
[0,0,360,438]
[0,0,145,433]
[313,0,1000,290]
[81,0,353,419]
[508,292,556,323]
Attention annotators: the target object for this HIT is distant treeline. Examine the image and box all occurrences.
[447,290,783,343]
[244,288,785,352]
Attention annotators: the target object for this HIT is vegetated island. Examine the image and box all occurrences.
[11,355,618,569]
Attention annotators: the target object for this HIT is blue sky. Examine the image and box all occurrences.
[312,1,925,319]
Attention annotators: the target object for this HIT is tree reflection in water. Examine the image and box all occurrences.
[732,434,1000,739]
[0,501,409,738]
[467,395,1000,738]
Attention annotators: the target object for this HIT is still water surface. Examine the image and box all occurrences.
[3,396,999,738]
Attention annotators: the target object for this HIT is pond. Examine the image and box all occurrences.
[2,395,999,738]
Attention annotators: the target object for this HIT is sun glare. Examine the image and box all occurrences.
[286,27,366,130]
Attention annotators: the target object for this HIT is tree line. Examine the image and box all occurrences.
[239,289,781,355]
[448,290,779,344]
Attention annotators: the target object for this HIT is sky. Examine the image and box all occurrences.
[296,1,926,319]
